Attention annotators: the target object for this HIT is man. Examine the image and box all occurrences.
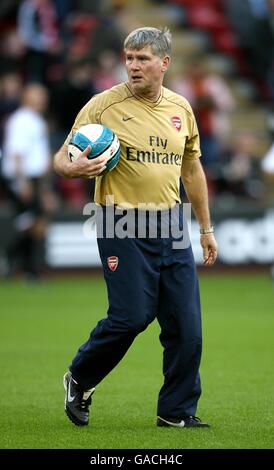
[54,27,217,428]
[2,83,52,279]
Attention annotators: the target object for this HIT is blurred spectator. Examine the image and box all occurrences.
[65,6,124,65]
[262,142,274,175]
[171,57,234,171]
[1,83,56,279]
[261,141,274,203]
[50,60,96,208]
[94,50,127,92]
[0,29,26,77]
[73,1,105,14]
[224,0,274,99]
[87,12,124,62]
[65,12,98,62]
[17,0,63,83]
[0,0,20,17]
[269,0,274,37]
[215,131,264,201]
[50,60,96,139]
[0,72,23,205]
[0,72,22,142]
[54,0,73,22]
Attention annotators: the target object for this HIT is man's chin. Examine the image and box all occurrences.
[129,82,146,95]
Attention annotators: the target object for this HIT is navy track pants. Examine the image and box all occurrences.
[70,208,202,418]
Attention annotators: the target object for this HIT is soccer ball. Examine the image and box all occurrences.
[68,124,121,173]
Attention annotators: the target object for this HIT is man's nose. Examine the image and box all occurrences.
[130,59,140,70]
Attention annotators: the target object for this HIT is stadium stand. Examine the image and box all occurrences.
[0,0,273,273]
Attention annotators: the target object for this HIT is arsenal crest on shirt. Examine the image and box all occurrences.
[171,116,182,131]
[107,256,119,271]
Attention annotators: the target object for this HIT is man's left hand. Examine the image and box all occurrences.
[201,234,218,266]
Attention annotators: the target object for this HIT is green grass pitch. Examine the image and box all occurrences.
[0,273,273,449]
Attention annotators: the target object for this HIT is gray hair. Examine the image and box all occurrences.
[124,27,171,57]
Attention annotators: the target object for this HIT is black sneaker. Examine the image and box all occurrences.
[63,371,95,426]
[157,415,210,428]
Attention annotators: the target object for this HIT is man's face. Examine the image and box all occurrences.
[125,45,170,97]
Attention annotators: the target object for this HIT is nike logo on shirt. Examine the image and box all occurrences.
[122,116,135,121]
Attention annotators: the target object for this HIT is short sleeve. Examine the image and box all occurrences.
[183,111,201,160]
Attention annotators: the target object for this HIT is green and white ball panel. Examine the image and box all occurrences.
[68,145,82,162]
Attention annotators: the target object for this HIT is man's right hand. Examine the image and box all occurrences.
[53,144,108,179]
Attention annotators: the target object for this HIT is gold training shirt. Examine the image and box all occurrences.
[67,83,201,208]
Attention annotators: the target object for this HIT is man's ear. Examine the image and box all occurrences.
[162,55,171,72]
